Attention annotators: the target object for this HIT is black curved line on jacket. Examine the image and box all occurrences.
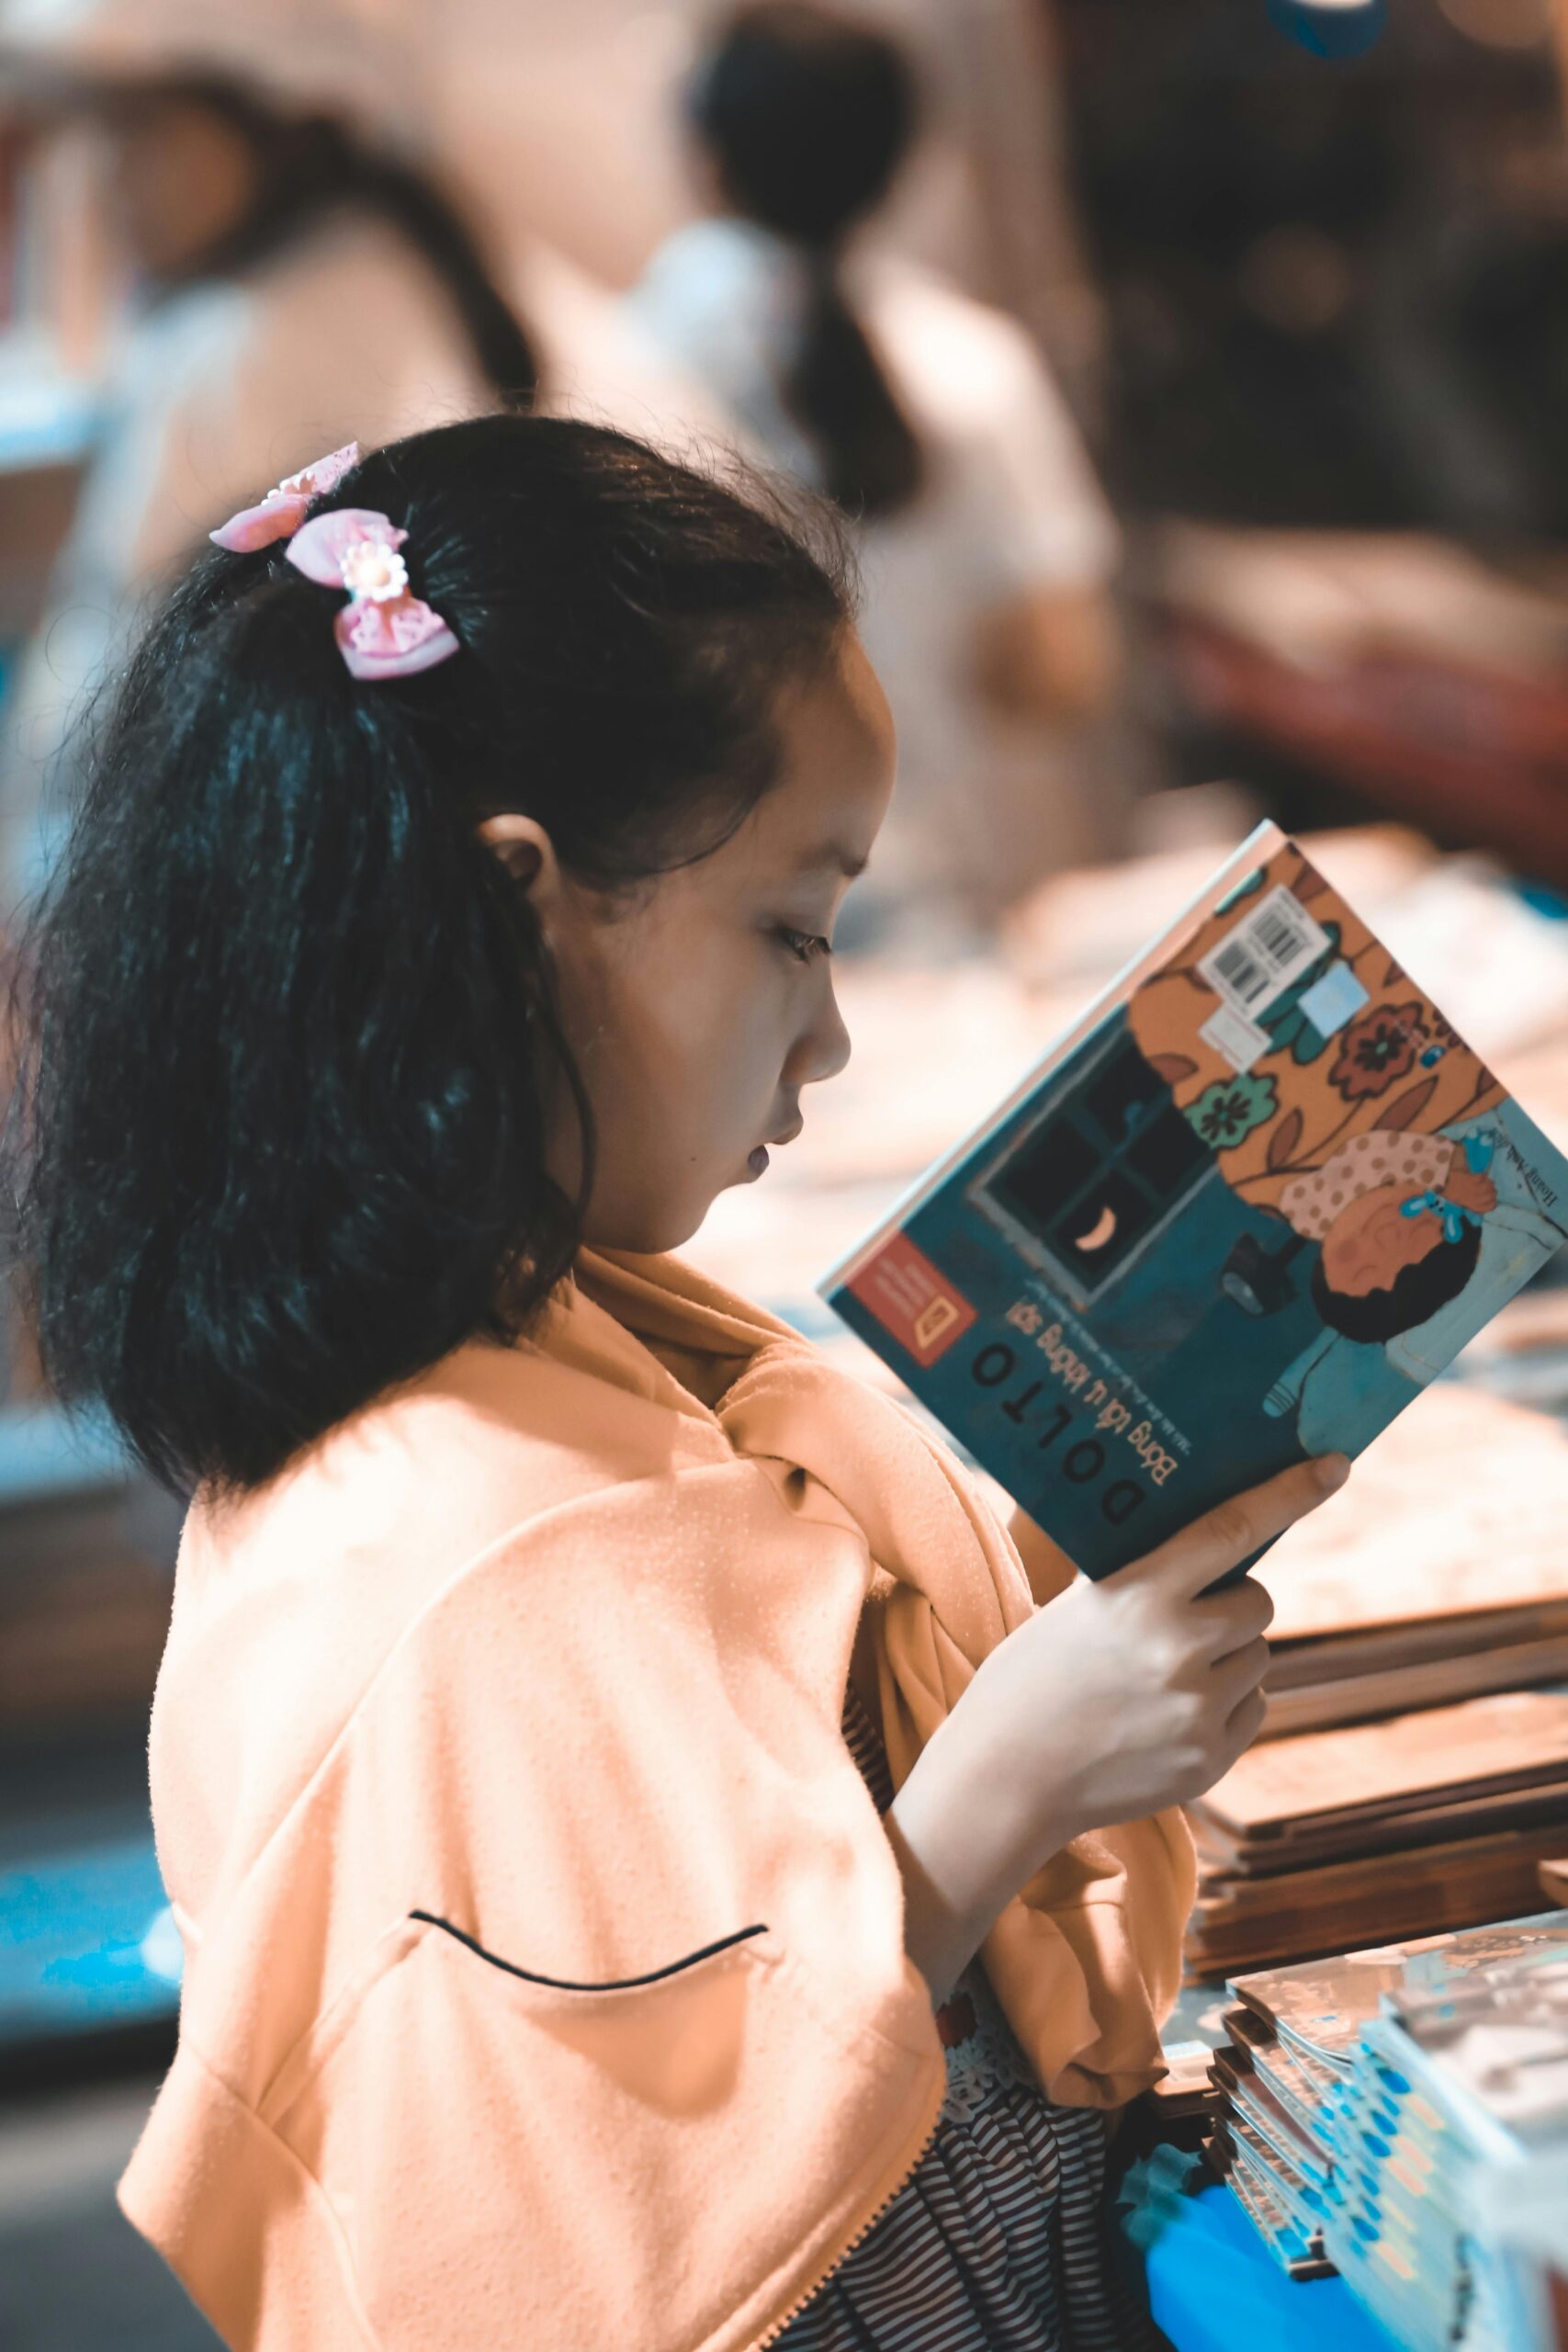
[408,1911,771,1993]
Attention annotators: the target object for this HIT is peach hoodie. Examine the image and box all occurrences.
[118,1247,1195,2351]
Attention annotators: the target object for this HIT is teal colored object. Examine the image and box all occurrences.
[1118,2158,1401,2352]
[0,1400,131,1509]
[0,1833,180,2043]
[1268,0,1386,58]
[1517,879,1568,924]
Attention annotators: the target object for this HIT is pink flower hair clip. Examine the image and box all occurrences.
[209,443,458,683]
[284,509,459,682]
[209,442,362,553]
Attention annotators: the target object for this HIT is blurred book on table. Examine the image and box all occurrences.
[1321,1920,1568,2351]
[1205,1912,1568,2335]
[1188,1687,1568,1976]
[1255,1384,1568,1739]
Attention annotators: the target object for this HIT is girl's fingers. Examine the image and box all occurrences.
[1193,1574,1275,1659]
[1213,1634,1271,1713]
[1223,1686,1269,1754]
[1137,1455,1350,1601]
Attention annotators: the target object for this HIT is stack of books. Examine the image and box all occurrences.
[1319,1916,1568,2351]
[1206,1968,1343,2278]
[1204,1936,1444,2281]
[1205,1913,1568,2339]
[1186,1685,1568,1977]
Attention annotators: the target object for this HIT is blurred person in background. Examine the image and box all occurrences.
[0,4,562,908]
[628,0,1126,953]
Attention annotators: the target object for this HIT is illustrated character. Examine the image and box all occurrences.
[1283,1125,1495,1344]
[1260,1113,1566,1450]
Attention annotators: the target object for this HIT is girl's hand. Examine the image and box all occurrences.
[885,1453,1349,2005]
[1445,1166,1496,1216]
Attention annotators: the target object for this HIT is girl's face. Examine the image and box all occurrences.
[92,95,260,277]
[489,628,896,1254]
[1319,1183,1442,1297]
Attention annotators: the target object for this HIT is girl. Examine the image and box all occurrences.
[9,414,1343,2351]
[628,1,1125,948]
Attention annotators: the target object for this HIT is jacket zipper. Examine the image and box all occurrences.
[750,2058,948,2350]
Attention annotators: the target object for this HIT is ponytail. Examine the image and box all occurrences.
[788,247,921,518]
[689,3,924,520]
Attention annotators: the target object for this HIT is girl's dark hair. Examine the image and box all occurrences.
[6,415,852,1496]
[110,73,539,410]
[1311,1219,1482,1344]
[688,3,923,519]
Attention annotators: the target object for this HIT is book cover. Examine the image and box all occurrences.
[1389,1934,1568,2140]
[821,824,1568,1577]
[1231,1915,1568,2070]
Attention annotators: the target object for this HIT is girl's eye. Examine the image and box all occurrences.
[775,927,832,965]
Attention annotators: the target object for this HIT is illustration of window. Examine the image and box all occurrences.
[969,1022,1216,1302]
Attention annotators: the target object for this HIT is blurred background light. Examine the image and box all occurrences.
[1267,0,1389,59]
[1437,0,1553,51]
[1237,224,1354,334]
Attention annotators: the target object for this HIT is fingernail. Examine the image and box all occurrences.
[1313,1453,1351,1495]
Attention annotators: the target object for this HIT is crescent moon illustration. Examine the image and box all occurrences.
[1074,1204,1119,1252]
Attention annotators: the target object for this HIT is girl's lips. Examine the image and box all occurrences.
[747,1121,801,1178]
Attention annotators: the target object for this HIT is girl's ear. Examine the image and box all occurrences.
[477,814,561,904]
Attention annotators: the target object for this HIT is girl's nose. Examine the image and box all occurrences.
[794,986,852,1089]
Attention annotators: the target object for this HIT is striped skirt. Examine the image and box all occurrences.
[775,1686,1163,2352]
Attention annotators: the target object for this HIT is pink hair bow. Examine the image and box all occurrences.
[284,508,459,682]
[209,442,361,553]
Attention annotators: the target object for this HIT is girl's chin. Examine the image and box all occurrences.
[581,1155,771,1255]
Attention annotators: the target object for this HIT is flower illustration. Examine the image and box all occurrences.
[340,535,410,602]
[1329,1001,1427,1101]
[1184,1071,1279,1150]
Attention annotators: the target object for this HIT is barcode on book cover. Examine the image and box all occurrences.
[1198,885,1331,1017]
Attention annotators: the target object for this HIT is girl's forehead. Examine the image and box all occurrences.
[747,635,896,867]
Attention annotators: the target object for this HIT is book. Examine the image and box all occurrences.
[1229,1915,1568,2071]
[1189,1823,1568,1979]
[821,824,1568,1577]
[1224,2004,1341,2137]
[1211,2134,1336,2278]
[1260,1629,1568,1740]
[1321,1937,1568,2352]
[1466,2143,1568,2352]
[1213,1916,1568,2338]
[1196,1687,1568,1850]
